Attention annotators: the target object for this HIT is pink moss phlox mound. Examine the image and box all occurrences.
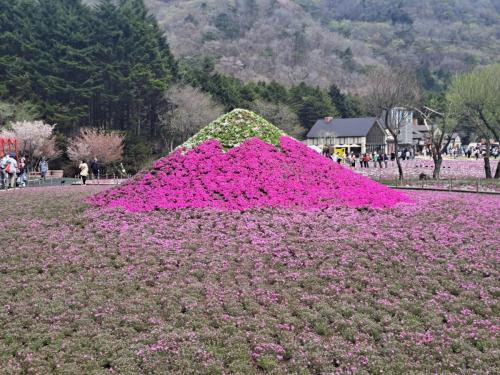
[90,136,412,211]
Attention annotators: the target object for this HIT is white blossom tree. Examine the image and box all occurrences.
[67,128,124,167]
[0,120,61,167]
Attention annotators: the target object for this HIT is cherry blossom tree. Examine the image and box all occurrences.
[0,120,61,167]
[67,128,124,167]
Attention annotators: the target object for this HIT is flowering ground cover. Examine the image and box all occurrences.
[91,137,411,211]
[1,186,499,374]
[182,109,284,149]
[352,158,500,180]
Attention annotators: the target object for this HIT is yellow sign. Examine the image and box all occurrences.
[334,148,346,159]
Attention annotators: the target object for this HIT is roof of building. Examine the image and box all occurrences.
[307,117,382,138]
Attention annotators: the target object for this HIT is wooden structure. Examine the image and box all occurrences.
[0,138,18,159]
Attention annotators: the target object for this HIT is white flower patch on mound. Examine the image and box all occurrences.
[181,108,285,150]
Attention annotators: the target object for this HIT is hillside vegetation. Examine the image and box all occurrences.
[146,0,500,91]
[2,0,498,172]
[1,0,365,173]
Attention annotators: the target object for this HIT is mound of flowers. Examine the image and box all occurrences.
[91,136,412,211]
[181,108,284,149]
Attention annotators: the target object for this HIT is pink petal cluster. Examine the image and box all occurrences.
[90,136,412,211]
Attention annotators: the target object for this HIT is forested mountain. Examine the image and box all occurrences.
[1,0,498,171]
[1,0,365,169]
[143,0,500,92]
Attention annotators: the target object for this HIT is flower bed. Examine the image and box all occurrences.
[91,136,412,211]
[0,187,498,374]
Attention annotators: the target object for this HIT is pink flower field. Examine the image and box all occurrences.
[352,158,500,180]
[0,186,498,374]
[90,137,412,211]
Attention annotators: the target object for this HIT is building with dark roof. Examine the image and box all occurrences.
[305,117,386,155]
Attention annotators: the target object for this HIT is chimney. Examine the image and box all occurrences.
[324,117,333,123]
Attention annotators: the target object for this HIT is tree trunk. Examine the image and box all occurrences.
[432,156,442,179]
[395,141,403,180]
[484,139,492,179]
[484,157,492,179]
[495,160,500,179]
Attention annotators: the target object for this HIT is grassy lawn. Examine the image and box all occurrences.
[0,186,498,374]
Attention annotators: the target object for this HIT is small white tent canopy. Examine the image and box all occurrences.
[308,145,323,153]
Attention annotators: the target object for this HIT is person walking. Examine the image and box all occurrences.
[382,153,388,168]
[378,152,383,168]
[5,153,17,189]
[345,154,351,167]
[90,157,99,180]
[372,152,378,168]
[363,153,370,168]
[39,157,48,181]
[17,157,27,187]
[79,160,89,185]
[0,153,7,189]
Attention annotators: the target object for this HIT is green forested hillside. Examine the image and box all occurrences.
[1,0,365,169]
[146,0,500,91]
[0,0,175,137]
[1,0,497,171]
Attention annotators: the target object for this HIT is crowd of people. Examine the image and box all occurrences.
[322,143,499,168]
[322,147,418,169]
[0,153,28,189]
[464,145,499,160]
[422,143,500,159]
[0,154,101,188]
[0,153,127,189]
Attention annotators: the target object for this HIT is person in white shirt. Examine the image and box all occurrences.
[79,160,89,185]
[5,154,18,188]
[0,153,8,189]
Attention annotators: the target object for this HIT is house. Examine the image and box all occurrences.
[412,122,431,152]
[305,117,386,155]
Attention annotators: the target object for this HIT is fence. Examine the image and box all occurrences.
[82,172,131,185]
[22,170,130,187]
[384,177,500,194]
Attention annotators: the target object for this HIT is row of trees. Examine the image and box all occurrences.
[366,64,500,180]
[181,59,365,131]
[0,120,124,174]
[1,0,175,137]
